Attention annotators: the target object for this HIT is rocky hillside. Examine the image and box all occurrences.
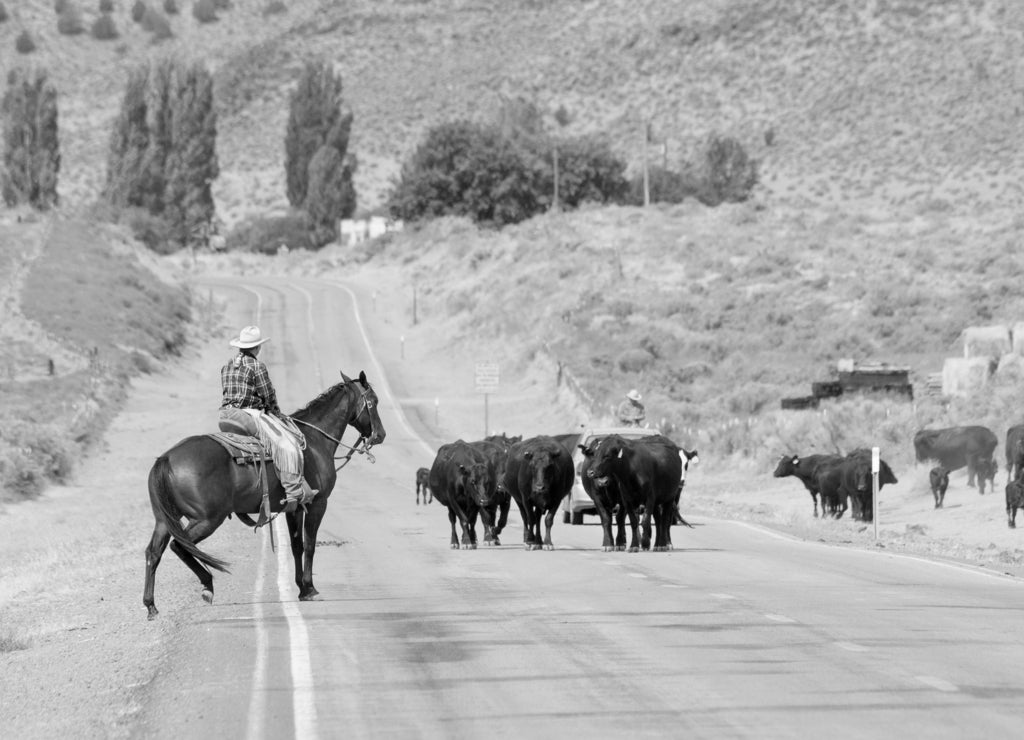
[1,0,1022,223]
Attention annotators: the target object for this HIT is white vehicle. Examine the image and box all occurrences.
[561,426,661,525]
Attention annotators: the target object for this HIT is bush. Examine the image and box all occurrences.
[57,5,86,35]
[0,3,8,23]
[626,165,700,205]
[99,0,114,11]
[55,0,71,13]
[193,0,217,22]
[686,134,758,206]
[546,135,629,208]
[15,30,35,53]
[225,212,314,254]
[141,7,172,38]
[131,0,146,22]
[125,209,179,254]
[91,13,119,39]
[163,0,178,13]
[262,0,286,15]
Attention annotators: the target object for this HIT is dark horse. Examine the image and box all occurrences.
[143,370,386,619]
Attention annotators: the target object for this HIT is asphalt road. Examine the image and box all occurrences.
[135,277,1024,740]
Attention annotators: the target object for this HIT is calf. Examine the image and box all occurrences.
[415,467,432,505]
[1006,479,1024,528]
[929,466,949,509]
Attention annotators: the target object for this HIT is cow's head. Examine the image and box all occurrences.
[523,446,562,495]
[588,436,628,485]
[772,455,798,477]
[456,461,495,507]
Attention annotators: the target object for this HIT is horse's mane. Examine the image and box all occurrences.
[291,380,349,419]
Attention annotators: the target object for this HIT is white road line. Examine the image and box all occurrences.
[628,573,648,579]
[712,593,737,600]
[916,675,958,692]
[765,613,797,623]
[835,641,869,652]
[276,517,318,740]
[660,584,688,589]
[245,529,270,740]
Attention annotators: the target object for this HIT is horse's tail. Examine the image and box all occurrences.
[149,455,231,573]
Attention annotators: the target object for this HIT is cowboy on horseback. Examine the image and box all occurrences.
[218,325,317,510]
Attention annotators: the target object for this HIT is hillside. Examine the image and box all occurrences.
[1,0,1022,223]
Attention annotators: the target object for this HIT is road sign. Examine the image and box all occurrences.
[475,362,499,394]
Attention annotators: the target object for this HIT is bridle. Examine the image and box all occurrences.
[293,383,379,471]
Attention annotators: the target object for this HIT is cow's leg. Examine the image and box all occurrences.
[542,507,557,551]
[967,456,977,487]
[529,504,544,551]
[640,500,654,551]
[446,507,460,549]
[481,505,496,546]
[416,482,420,505]
[625,506,641,552]
[811,490,819,518]
[592,496,615,551]
[466,508,479,549]
[932,486,940,509]
[494,496,510,542]
[614,505,627,551]
[1010,505,1018,528]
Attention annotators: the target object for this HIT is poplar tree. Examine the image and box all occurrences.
[1,68,60,209]
[284,60,356,243]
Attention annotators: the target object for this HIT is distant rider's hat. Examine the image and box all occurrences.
[230,325,270,349]
[626,389,642,402]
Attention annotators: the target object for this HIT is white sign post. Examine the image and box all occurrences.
[871,446,880,540]
[475,362,500,437]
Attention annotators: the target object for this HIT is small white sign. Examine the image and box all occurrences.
[871,447,880,474]
[475,362,499,394]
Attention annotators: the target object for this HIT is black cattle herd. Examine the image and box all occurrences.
[415,423,1024,552]
[775,424,1024,529]
[415,431,697,552]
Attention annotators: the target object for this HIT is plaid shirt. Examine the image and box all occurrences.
[220,352,281,415]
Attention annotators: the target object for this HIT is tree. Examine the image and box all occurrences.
[284,61,354,210]
[305,146,356,246]
[690,134,758,206]
[105,59,219,249]
[542,135,628,209]
[2,68,60,209]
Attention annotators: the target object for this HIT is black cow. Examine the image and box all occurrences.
[914,426,998,488]
[552,432,583,454]
[929,466,949,509]
[428,440,495,549]
[469,437,517,545]
[1006,479,1024,528]
[816,450,898,522]
[577,443,626,551]
[1005,424,1024,481]
[773,453,844,517]
[588,434,682,551]
[415,467,432,505]
[504,435,574,550]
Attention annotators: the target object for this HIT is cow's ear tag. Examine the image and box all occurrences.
[617,449,623,459]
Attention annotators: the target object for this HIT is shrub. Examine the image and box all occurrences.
[163,0,178,13]
[55,0,71,13]
[15,30,35,53]
[99,0,114,11]
[2,68,60,209]
[141,7,172,38]
[225,212,314,254]
[193,0,217,22]
[626,165,700,205]
[546,135,629,208]
[131,0,146,22]
[125,209,179,254]
[687,134,758,206]
[262,0,286,15]
[0,3,8,23]
[57,5,86,35]
[91,13,119,39]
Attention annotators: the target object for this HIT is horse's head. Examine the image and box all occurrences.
[344,370,386,446]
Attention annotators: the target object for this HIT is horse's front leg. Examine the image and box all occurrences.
[298,504,326,600]
[287,508,306,596]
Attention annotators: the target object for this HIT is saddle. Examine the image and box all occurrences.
[207,431,276,528]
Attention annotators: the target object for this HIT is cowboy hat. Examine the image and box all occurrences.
[626,389,642,402]
[230,325,270,349]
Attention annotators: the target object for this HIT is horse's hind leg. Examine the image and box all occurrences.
[169,518,222,605]
[144,522,172,620]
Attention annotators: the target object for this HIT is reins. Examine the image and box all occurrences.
[292,417,377,471]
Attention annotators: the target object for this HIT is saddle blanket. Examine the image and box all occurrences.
[207,432,272,464]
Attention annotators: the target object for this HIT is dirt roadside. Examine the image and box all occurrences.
[3,257,1024,739]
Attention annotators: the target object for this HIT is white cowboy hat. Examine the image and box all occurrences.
[626,389,642,402]
[229,325,270,349]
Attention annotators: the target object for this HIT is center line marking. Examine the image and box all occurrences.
[765,613,796,623]
[917,675,958,692]
[835,641,869,652]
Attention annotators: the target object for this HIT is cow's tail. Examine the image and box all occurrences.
[149,456,231,573]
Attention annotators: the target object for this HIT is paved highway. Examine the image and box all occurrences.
[134,277,1024,739]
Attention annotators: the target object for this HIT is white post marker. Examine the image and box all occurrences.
[475,362,500,438]
[872,446,880,540]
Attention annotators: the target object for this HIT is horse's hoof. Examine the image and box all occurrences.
[544,544,554,551]
[146,607,159,620]
[201,589,214,605]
